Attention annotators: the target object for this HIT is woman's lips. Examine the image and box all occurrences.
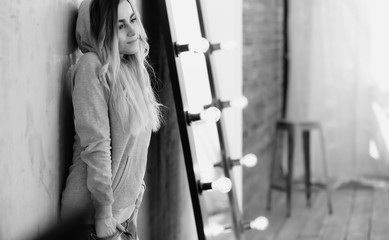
[127,36,138,43]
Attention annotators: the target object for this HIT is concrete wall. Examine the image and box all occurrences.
[0,1,178,239]
[0,0,196,239]
[0,0,79,239]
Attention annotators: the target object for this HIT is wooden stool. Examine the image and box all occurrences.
[266,120,333,217]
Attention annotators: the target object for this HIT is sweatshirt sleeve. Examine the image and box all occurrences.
[72,55,114,220]
[135,180,146,209]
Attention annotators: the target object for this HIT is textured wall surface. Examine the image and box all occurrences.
[0,0,79,239]
[0,0,196,239]
[242,0,284,236]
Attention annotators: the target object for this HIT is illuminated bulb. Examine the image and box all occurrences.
[175,38,210,56]
[210,41,237,52]
[188,38,210,53]
[199,177,232,193]
[219,96,248,110]
[199,107,221,122]
[240,153,258,167]
[186,107,221,124]
[229,153,258,168]
[249,216,269,231]
[204,223,226,237]
[220,41,237,50]
[211,177,232,193]
[230,96,248,109]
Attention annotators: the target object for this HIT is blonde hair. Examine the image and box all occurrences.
[90,0,162,133]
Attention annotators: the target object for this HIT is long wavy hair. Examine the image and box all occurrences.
[89,0,162,133]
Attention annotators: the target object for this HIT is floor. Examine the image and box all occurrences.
[209,177,389,240]
[241,180,389,240]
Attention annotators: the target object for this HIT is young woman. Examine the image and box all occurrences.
[61,0,161,239]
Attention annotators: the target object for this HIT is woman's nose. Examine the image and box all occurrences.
[126,24,136,35]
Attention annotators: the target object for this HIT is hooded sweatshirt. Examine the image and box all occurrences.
[61,0,150,224]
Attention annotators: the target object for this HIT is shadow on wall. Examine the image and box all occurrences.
[31,209,89,240]
[34,1,81,239]
[57,2,79,212]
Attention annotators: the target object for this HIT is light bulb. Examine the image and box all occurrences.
[230,96,248,109]
[240,153,258,167]
[220,41,237,50]
[250,216,269,231]
[204,223,226,237]
[211,177,232,193]
[188,38,210,53]
[199,107,221,122]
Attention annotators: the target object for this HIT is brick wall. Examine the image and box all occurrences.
[242,0,285,223]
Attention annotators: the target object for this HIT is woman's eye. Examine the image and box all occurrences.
[118,24,124,30]
[131,18,137,23]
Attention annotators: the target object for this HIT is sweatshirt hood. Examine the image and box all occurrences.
[76,0,96,54]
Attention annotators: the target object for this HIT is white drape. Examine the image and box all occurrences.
[287,0,389,180]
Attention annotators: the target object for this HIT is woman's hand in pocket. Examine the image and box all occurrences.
[95,217,125,238]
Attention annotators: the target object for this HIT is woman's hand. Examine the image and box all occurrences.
[95,217,126,238]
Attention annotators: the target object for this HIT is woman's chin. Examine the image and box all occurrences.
[120,42,139,55]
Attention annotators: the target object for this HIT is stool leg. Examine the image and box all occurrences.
[267,128,281,210]
[319,127,333,214]
[286,127,294,217]
[302,130,312,207]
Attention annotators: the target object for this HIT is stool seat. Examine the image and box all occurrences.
[277,119,321,129]
[266,119,333,217]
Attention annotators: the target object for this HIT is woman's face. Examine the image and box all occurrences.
[117,0,140,55]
